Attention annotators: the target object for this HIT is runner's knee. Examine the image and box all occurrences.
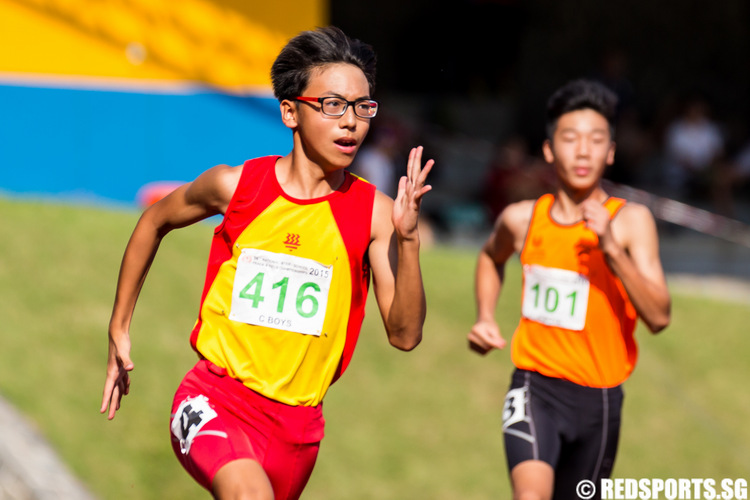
[212,459,274,500]
[511,460,554,500]
[214,487,273,500]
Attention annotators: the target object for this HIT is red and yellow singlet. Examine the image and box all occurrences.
[511,193,638,388]
[190,156,375,406]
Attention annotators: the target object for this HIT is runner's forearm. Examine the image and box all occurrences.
[475,248,504,322]
[604,246,671,333]
[109,212,165,336]
[385,239,426,350]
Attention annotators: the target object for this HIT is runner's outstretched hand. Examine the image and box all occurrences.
[468,319,507,355]
[392,146,434,241]
[100,332,134,420]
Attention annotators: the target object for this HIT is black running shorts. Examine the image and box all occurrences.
[503,369,623,499]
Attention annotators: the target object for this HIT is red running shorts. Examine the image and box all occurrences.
[169,360,325,500]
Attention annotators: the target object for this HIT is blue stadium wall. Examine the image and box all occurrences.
[0,0,326,206]
[0,80,289,205]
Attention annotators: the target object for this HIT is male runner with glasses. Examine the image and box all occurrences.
[101,26,433,500]
[468,79,671,500]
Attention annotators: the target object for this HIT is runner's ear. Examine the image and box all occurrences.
[542,140,555,163]
[280,100,299,130]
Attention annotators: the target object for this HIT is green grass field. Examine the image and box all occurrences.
[0,197,748,499]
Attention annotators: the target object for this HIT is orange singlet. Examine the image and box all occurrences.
[511,193,638,388]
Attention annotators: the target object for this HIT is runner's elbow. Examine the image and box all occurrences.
[388,330,422,351]
[646,311,671,334]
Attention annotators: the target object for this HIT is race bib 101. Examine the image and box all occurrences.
[229,248,333,336]
[521,264,589,331]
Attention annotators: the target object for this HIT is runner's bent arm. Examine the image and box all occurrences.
[583,200,671,333]
[468,201,533,355]
[369,147,433,351]
[100,164,241,420]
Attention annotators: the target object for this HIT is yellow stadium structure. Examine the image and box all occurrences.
[0,0,326,203]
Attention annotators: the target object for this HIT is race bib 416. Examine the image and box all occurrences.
[229,248,333,336]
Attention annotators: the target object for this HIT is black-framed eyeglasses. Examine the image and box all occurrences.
[295,96,379,118]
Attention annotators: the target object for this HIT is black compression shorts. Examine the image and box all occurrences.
[503,369,623,499]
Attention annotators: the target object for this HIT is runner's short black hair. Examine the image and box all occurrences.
[546,79,618,140]
[271,26,377,102]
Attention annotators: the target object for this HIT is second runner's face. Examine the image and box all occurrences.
[543,108,615,192]
[293,63,372,172]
